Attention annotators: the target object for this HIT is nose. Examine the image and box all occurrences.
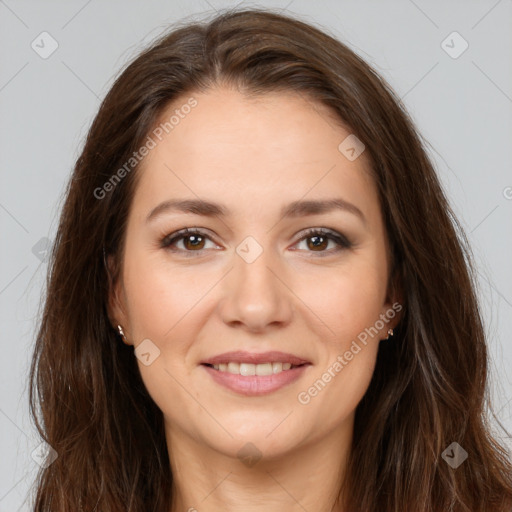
[217,241,294,333]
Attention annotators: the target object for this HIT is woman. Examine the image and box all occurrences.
[28,8,512,511]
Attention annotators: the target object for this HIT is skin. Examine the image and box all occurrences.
[109,85,401,512]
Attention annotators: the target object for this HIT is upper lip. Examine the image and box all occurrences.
[201,350,311,366]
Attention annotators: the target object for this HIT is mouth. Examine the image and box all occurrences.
[200,351,312,396]
[201,350,311,367]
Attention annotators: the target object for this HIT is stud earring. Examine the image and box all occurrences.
[385,328,394,340]
[117,324,129,345]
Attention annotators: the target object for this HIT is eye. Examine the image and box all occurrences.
[160,227,352,257]
[293,228,352,256]
[160,228,219,255]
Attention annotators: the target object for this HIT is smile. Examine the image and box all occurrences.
[205,361,301,376]
[201,362,311,396]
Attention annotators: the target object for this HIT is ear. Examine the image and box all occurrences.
[105,254,130,339]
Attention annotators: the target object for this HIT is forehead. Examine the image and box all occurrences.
[150,86,359,161]
[131,86,378,223]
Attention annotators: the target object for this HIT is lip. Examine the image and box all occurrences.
[201,363,311,396]
[201,350,311,366]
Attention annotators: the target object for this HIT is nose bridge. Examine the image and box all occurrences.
[219,233,293,330]
[234,233,280,299]
[237,235,275,284]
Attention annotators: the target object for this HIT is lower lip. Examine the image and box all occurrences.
[201,364,311,396]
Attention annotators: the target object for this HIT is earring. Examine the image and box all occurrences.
[117,324,129,345]
[385,328,394,340]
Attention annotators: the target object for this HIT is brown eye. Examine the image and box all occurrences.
[161,228,217,255]
[294,228,352,255]
[182,234,206,250]
[306,234,329,251]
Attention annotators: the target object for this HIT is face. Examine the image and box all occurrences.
[109,85,399,462]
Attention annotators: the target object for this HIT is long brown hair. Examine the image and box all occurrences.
[29,7,512,511]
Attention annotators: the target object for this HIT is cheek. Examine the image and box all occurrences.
[297,268,384,427]
[123,250,211,340]
[300,256,386,416]
[121,255,207,417]
[305,260,387,342]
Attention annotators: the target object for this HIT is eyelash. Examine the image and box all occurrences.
[159,227,352,257]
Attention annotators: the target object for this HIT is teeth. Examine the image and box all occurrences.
[228,362,239,374]
[211,362,294,375]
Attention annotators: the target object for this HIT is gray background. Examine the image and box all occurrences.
[1,0,511,509]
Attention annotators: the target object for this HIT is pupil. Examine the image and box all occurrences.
[187,235,203,249]
[309,235,327,250]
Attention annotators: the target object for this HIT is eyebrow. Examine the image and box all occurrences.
[146,197,366,225]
